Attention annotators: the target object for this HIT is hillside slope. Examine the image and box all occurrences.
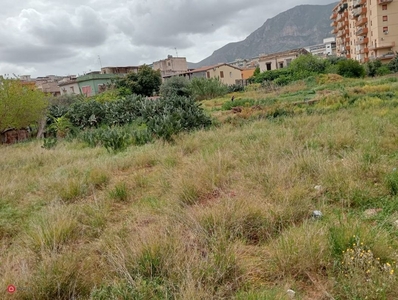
[193,2,337,67]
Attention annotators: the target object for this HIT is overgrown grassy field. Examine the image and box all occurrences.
[2,74,398,299]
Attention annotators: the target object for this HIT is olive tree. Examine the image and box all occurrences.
[0,78,48,132]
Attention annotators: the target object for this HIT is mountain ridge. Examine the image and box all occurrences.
[191,2,338,68]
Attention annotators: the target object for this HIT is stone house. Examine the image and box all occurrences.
[76,72,118,97]
[166,63,242,86]
[258,48,309,72]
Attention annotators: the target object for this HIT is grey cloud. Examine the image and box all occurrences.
[0,0,336,77]
[0,44,77,64]
[120,0,266,48]
[24,6,109,47]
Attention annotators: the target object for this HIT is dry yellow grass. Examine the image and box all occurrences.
[2,77,398,299]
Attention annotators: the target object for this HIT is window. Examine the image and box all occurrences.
[266,62,272,71]
[383,15,388,21]
[279,62,284,69]
[81,86,91,97]
[382,4,387,10]
[229,72,232,78]
[383,26,389,33]
[70,86,74,93]
[206,72,210,79]
[220,71,224,78]
[286,59,292,66]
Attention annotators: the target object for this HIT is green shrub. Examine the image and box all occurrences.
[388,52,398,73]
[337,59,366,78]
[189,78,228,100]
[147,95,212,141]
[376,65,391,76]
[42,137,57,149]
[252,68,292,84]
[289,54,328,79]
[227,84,245,93]
[160,76,192,97]
[101,127,131,153]
[366,60,383,77]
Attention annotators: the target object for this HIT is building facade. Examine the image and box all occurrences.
[152,55,188,78]
[306,37,337,56]
[331,0,398,63]
[58,76,79,96]
[76,72,118,97]
[164,63,243,85]
[258,48,309,72]
[101,66,140,75]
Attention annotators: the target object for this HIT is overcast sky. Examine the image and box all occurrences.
[0,0,334,77]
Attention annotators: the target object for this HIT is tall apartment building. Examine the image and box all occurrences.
[331,0,398,63]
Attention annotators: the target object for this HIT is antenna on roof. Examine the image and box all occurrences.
[98,55,103,69]
[175,47,178,57]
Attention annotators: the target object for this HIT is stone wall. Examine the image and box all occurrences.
[1,129,30,144]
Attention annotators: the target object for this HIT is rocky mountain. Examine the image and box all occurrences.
[192,2,337,68]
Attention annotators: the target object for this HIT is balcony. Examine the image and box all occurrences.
[377,52,395,60]
[331,28,338,34]
[330,12,337,20]
[330,20,337,27]
[378,0,393,4]
[352,7,367,18]
[360,48,369,54]
[338,20,348,30]
[356,27,368,36]
[369,41,395,50]
[358,37,369,45]
[338,3,348,13]
[353,0,361,7]
[356,17,367,27]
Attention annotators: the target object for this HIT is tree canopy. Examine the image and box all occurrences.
[0,78,48,132]
[115,65,162,97]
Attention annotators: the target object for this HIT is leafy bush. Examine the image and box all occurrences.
[251,68,292,84]
[366,60,383,77]
[388,52,398,73]
[48,116,75,138]
[337,59,366,78]
[100,127,132,153]
[68,100,106,128]
[42,137,57,149]
[160,76,192,97]
[114,65,162,97]
[227,84,245,93]
[79,124,153,151]
[75,95,211,146]
[189,78,228,100]
[289,54,328,79]
[251,55,328,86]
[376,65,391,76]
[147,95,212,141]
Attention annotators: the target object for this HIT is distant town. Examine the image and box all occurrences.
[3,0,398,98]
[5,37,336,98]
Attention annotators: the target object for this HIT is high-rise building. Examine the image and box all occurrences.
[331,0,397,63]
